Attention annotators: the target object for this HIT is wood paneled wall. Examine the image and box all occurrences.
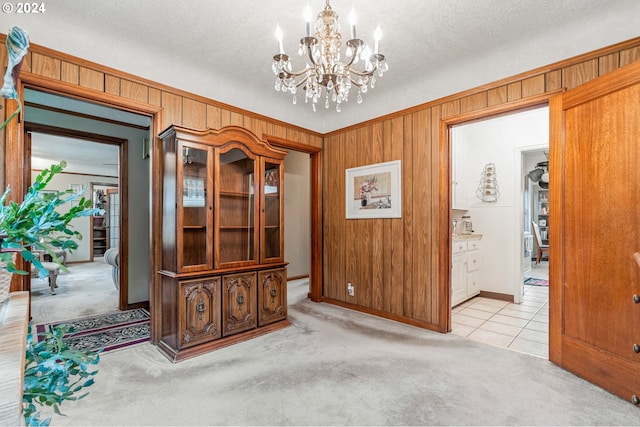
[323,38,640,331]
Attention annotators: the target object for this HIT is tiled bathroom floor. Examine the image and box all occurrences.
[452,261,549,359]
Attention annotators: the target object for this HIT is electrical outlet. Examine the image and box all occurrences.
[347,282,354,296]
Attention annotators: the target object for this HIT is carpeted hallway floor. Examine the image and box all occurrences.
[30,258,118,326]
[32,277,640,426]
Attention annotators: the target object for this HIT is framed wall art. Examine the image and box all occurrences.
[345,160,401,219]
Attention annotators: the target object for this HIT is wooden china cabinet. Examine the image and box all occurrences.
[158,125,289,362]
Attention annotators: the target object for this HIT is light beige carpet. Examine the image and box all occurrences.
[32,279,639,426]
[30,259,118,326]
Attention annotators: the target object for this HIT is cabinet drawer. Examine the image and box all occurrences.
[452,240,467,254]
[467,271,481,296]
[467,251,481,272]
[467,238,481,251]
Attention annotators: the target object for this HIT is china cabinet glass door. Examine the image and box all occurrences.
[217,147,258,267]
[178,142,212,271]
[262,159,283,262]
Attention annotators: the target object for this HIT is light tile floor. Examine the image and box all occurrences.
[452,261,549,359]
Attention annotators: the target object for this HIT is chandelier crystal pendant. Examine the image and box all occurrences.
[271,0,388,112]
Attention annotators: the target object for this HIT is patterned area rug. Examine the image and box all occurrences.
[35,308,150,353]
[524,277,549,286]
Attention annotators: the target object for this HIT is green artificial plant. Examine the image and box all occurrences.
[0,161,101,277]
[23,324,100,426]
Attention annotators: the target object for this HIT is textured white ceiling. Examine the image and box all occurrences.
[31,133,119,177]
[1,0,639,133]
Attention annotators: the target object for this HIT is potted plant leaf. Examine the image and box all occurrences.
[22,324,100,426]
[0,161,101,277]
[0,161,103,425]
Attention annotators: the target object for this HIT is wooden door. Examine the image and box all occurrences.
[258,268,287,326]
[549,59,640,405]
[179,278,221,348]
[222,272,257,336]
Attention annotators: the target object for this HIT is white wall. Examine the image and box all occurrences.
[284,150,310,278]
[452,106,548,297]
[29,169,118,263]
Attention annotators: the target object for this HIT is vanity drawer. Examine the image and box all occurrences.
[452,240,467,254]
[467,238,481,251]
[467,251,481,272]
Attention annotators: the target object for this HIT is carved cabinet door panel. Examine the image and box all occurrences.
[179,278,221,348]
[258,268,287,326]
[222,272,257,337]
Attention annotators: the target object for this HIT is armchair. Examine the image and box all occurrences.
[103,247,119,290]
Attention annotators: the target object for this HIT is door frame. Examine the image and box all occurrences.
[6,74,162,327]
[265,135,323,302]
[515,144,549,303]
[438,91,560,332]
[26,124,128,308]
[88,182,119,261]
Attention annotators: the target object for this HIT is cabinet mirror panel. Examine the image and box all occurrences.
[219,148,256,264]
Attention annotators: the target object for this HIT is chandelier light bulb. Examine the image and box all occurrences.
[348,7,357,39]
[274,24,284,54]
[303,4,313,36]
[373,24,382,54]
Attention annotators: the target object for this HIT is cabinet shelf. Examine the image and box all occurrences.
[220,191,253,197]
[533,188,549,246]
[92,215,108,257]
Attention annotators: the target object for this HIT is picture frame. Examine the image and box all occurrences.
[69,183,84,195]
[345,160,401,219]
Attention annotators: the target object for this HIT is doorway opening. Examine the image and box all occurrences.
[24,88,152,326]
[448,105,549,359]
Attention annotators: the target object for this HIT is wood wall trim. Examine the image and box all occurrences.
[25,121,128,145]
[20,72,161,116]
[264,134,321,154]
[323,297,441,332]
[25,101,150,130]
[548,93,563,365]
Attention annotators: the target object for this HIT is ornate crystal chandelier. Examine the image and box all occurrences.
[271,0,388,112]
